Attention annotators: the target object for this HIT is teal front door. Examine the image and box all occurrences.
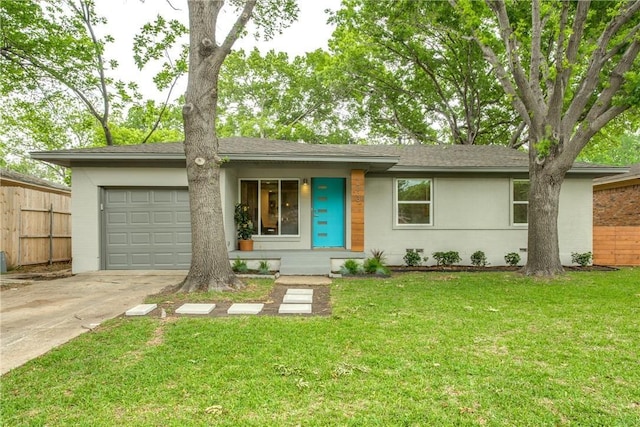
[312,178,345,248]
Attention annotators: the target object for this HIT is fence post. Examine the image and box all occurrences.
[49,204,53,265]
[18,208,22,267]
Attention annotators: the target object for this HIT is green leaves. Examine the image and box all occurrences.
[216,48,359,143]
[328,0,520,145]
[132,15,189,91]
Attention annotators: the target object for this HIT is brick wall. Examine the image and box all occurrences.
[593,184,640,226]
[593,183,640,265]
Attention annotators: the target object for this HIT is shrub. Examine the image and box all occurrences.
[470,250,488,267]
[403,249,422,267]
[370,249,386,263]
[571,251,593,267]
[258,260,270,275]
[232,258,249,273]
[363,258,390,276]
[340,259,362,275]
[504,252,521,267]
[234,203,255,240]
[432,251,461,266]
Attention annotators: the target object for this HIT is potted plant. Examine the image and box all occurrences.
[234,203,255,251]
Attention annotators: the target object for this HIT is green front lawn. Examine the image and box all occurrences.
[2,269,639,426]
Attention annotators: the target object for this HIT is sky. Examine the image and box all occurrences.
[96,0,342,101]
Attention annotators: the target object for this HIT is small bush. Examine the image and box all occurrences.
[504,252,521,267]
[470,250,488,267]
[363,258,390,276]
[403,250,422,267]
[232,258,249,273]
[258,260,270,275]
[370,249,386,263]
[340,259,362,275]
[571,251,592,267]
[432,251,461,266]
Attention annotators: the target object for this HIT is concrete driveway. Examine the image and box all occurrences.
[0,271,185,375]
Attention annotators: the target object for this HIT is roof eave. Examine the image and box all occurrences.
[388,166,529,173]
[30,152,400,170]
[30,152,186,167]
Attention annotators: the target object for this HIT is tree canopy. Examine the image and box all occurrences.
[328,0,524,146]
[217,48,359,143]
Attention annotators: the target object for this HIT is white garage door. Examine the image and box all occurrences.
[104,188,191,269]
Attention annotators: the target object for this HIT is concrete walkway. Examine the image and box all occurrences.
[0,271,184,375]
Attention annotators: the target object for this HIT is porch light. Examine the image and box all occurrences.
[302,178,309,186]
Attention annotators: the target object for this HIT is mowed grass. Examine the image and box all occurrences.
[2,269,639,426]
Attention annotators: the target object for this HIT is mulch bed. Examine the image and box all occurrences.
[388,265,618,273]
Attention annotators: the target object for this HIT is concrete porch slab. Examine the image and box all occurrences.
[175,303,216,315]
[285,288,314,296]
[275,276,332,286]
[227,303,264,315]
[278,303,313,314]
[125,304,157,316]
[283,294,313,304]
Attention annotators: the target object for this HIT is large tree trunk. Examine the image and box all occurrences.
[180,153,242,292]
[523,160,566,276]
[178,0,253,292]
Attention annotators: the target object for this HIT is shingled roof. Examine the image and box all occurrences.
[593,163,639,188]
[1,168,70,193]
[30,137,621,175]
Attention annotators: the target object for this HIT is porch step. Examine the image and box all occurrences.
[279,253,330,276]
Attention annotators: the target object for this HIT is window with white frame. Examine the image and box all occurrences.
[396,178,432,225]
[240,179,299,236]
[512,179,529,225]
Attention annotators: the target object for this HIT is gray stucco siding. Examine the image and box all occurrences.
[364,176,593,266]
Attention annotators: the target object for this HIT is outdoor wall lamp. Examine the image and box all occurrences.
[302,178,309,186]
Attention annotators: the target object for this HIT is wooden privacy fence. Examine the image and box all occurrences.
[1,184,71,268]
[18,205,71,266]
[593,226,640,266]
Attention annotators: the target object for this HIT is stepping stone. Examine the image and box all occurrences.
[227,303,264,315]
[285,288,314,296]
[125,304,157,316]
[283,293,313,304]
[278,303,312,314]
[175,303,216,315]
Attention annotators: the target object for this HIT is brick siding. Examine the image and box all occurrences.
[593,183,640,265]
[593,184,640,227]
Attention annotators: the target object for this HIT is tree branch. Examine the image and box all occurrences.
[141,72,181,144]
[487,0,543,122]
[220,0,257,54]
[564,1,640,129]
[69,0,112,145]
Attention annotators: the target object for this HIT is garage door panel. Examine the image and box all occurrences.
[131,192,151,203]
[131,212,151,224]
[153,190,173,203]
[131,253,152,266]
[176,211,191,223]
[107,233,128,245]
[154,232,173,244]
[104,188,191,270]
[107,254,128,268]
[107,191,127,204]
[131,233,151,244]
[153,211,173,224]
[176,252,191,264]
[176,232,192,244]
[176,191,190,203]
[107,212,128,224]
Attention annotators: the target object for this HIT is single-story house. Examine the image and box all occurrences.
[593,163,640,266]
[31,138,622,274]
[0,168,72,269]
